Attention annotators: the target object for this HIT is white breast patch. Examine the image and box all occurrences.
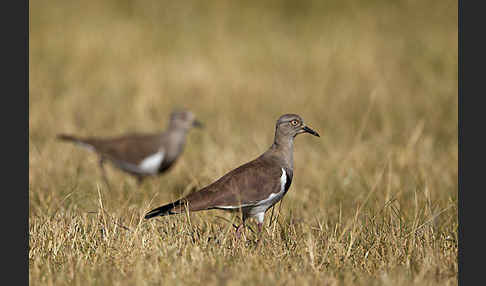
[138,151,165,174]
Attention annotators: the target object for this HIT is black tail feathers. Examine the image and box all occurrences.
[144,200,183,219]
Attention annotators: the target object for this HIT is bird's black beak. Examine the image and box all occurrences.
[193,119,204,128]
[302,125,320,137]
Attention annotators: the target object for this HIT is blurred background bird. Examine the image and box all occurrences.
[57,110,203,187]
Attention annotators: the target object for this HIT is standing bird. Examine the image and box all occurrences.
[57,110,203,185]
[144,114,320,238]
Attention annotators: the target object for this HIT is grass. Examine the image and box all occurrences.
[29,0,458,285]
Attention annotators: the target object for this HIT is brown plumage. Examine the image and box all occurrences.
[57,110,203,184]
[145,113,319,237]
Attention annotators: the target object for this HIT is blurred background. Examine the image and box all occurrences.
[29,0,457,284]
[29,0,457,142]
[30,0,457,205]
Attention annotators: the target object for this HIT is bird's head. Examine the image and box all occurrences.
[169,110,204,130]
[275,114,320,139]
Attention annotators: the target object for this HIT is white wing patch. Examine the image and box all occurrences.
[214,204,252,210]
[138,151,165,174]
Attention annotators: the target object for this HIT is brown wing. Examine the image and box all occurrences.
[180,156,283,212]
[82,133,167,165]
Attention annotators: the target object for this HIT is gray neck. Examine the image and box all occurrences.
[165,126,189,156]
[269,133,294,170]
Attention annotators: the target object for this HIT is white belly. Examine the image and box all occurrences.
[138,151,165,174]
[111,151,165,175]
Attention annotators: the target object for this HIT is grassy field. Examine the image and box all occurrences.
[29,0,458,285]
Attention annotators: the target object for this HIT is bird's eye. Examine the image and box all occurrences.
[290,120,299,126]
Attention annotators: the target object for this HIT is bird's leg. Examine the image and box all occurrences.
[254,214,265,246]
[99,157,112,192]
[255,213,265,235]
[255,223,265,247]
[235,221,246,240]
[257,222,263,233]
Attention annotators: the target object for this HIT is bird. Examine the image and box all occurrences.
[57,110,203,186]
[144,113,320,238]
